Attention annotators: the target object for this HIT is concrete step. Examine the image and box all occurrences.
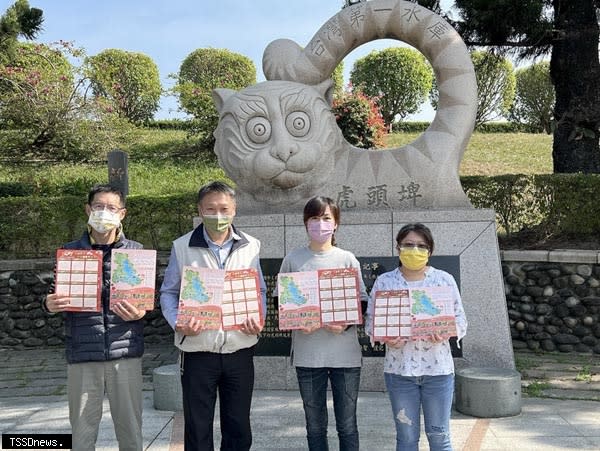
[536,388,600,401]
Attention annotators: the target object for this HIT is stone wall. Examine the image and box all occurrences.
[501,250,600,354]
[2,251,600,354]
[0,257,175,348]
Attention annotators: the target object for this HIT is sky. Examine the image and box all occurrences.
[7,0,444,120]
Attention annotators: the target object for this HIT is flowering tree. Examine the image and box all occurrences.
[333,88,387,149]
[0,41,129,161]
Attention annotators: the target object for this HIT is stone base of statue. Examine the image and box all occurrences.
[236,208,514,391]
[455,367,522,417]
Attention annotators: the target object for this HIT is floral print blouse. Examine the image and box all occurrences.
[366,266,468,376]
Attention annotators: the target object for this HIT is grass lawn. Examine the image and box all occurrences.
[385,132,553,176]
[0,129,554,197]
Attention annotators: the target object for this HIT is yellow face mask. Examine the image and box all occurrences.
[399,247,429,271]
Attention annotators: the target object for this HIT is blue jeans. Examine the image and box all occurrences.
[384,373,454,451]
[295,366,361,451]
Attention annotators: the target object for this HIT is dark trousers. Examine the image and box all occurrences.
[295,366,361,451]
[180,346,255,451]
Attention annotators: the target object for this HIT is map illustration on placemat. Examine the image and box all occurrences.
[176,267,263,331]
[277,268,362,330]
[109,249,157,311]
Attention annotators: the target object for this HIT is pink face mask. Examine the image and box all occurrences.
[307,220,336,243]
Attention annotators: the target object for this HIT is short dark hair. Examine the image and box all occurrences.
[87,184,125,206]
[396,223,435,254]
[197,181,236,205]
[303,196,340,246]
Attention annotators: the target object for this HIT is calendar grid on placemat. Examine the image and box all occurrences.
[222,269,262,330]
[372,289,411,339]
[317,268,361,325]
[55,249,102,312]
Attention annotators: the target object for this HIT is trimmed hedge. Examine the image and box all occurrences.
[462,173,600,236]
[143,119,196,130]
[391,121,541,134]
[0,176,102,198]
[0,193,198,258]
[2,174,600,258]
[148,119,541,135]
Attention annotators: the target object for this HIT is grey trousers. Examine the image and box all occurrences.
[67,357,143,451]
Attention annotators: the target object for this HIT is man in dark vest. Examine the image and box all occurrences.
[44,183,146,451]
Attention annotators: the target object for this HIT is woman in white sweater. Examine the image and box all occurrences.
[278,196,367,451]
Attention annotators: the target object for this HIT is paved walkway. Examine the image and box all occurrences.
[1,345,599,450]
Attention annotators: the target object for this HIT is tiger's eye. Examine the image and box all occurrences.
[285,111,311,137]
[246,116,272,143]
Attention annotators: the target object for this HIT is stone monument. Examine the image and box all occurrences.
[212,0,514,390]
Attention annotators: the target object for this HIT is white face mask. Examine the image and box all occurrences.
[88,210,121,234]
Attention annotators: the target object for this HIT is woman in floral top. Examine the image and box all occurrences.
[367,223,467,451]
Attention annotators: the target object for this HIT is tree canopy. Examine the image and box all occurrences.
[423,0,600,173]
[510,61,554,133]
[174,48,256,148]
[471,51,515,126]
[0,42,129,161]
[350,47,433,127]
[87,49,162,124]
[0,0,43,64]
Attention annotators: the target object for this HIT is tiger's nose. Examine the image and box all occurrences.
[271,144,299,162]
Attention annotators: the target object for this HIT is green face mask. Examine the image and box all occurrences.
[202,214,233,233]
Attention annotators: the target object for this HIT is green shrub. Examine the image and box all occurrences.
[0,181,33,197]
[475,122,534,133]
[390,121,430,133]
[123,193,198,250]
[390,121,533,134]
[545,174,600,234]
[462,174,549,236]
[0,195,84,257]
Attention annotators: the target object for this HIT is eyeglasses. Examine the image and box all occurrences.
[90,203,124,214]
[397,243,429,251]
